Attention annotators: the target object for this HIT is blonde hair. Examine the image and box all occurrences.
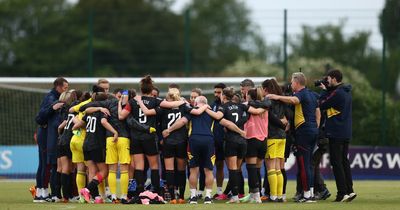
[97,78,109,85]
[292,72,307,86]
[167,88,181,101]
[59,90,76,106]
[256,86,264,101]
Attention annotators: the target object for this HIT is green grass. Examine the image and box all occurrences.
[1,180,400,210]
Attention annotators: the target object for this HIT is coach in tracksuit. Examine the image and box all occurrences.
[35,77,69,201]
[318,69,356,202]
[267,72,319,203]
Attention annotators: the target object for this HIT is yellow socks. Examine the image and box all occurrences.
[267,169,277,197]
[76,171,86,192]
[108,170,117,196]
[276,170,284,197]
[120,170,129,198]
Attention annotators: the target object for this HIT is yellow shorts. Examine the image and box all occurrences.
[106,137,130,164]
[266,139,286,159]
[70,133,85,163]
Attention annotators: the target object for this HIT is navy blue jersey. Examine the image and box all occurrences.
[293,88,319,135]
[187,111,214,138]
[35,89,60,126]
[319,84,352,139]
[211,100,224,141]
[36,89,62,157]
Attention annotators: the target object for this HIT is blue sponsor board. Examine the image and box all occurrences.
[1,145,400,179]
[0,146,38,178]
[284,146,400,180]
[219,146,400,180]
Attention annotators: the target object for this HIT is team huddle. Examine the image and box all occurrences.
[31,72,356,204]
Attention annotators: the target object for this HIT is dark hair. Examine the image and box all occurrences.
[95,92,108,101]
[262,79,283,95]
[74,90,83,100]
[232,93,242,103]
[222,87,235,100]
[214,83,226,89]
[247,88,257,101]
[168,83,180,90]
[327,69,343,82]
[240,79,255,88]
[53,77,68,88]
[79,91,91,102]
[140,75,154,94]
[281,83,292,96]
[113,88,123,95]
[129,88,136,100]
[92,85,105,93]
[191,88,202,96]
[153,87,160,94]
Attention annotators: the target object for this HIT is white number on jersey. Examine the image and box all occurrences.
[232,113,239,123]
[65,114,75,130]
[167,112,182,128]
[86,116,97,133]
[139,108,147,123]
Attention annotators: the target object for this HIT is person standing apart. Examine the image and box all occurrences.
[318,69,356,202]
[34,77,69,202]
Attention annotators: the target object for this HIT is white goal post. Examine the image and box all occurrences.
[0,76,275,96]
[0,77,274,84]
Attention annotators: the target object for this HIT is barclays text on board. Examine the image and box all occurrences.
[0,146,399,179]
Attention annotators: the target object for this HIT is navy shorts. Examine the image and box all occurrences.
[189,136,215,170]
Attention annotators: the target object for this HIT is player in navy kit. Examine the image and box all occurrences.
[210,83,227,199]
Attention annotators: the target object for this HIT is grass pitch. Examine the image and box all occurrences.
[1,180,400,210]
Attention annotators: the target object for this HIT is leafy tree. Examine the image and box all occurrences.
[0,0,267,77]
[379,0,400,52]
[185,0,267,73]
[379,0,400,97]
[289,23,382,92]
[71,0,186,76]
[0,0,76,76]
[222,57,400,146]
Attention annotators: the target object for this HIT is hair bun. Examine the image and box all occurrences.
[141,75,153,85]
